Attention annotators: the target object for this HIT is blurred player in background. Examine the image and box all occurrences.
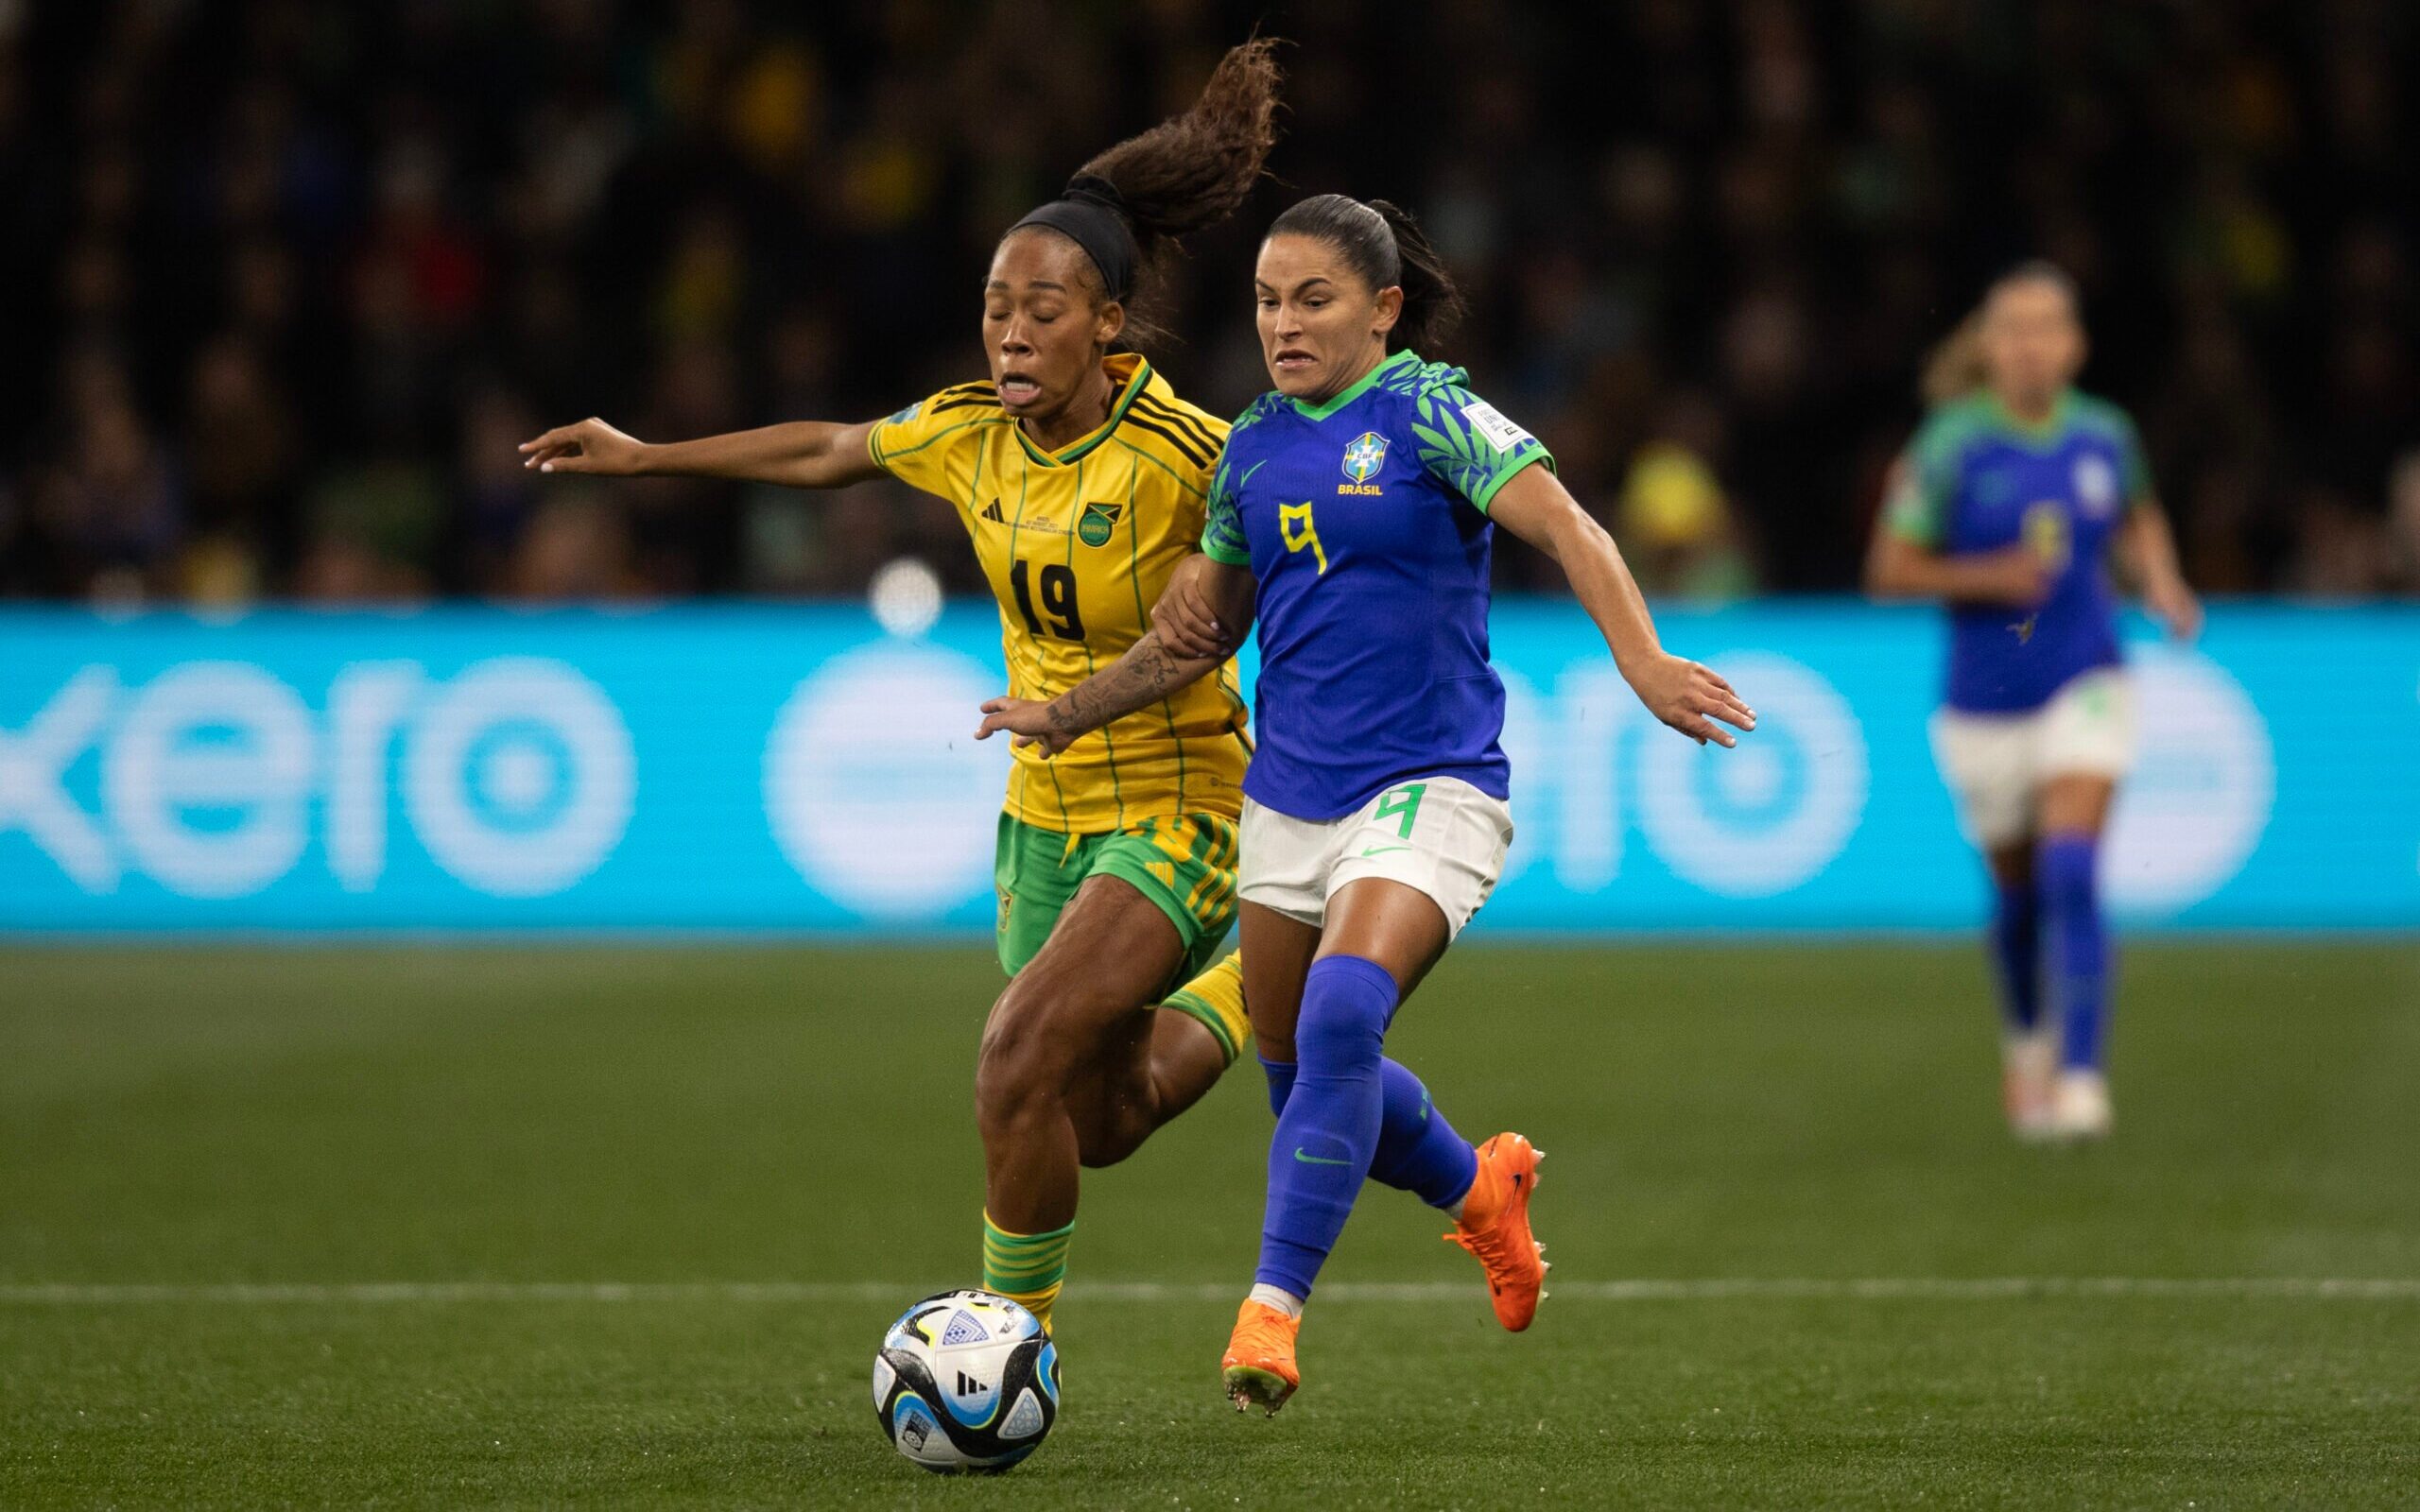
[981,194,1753,1412]
[1865,263,2202,1143]
[519,43,1283,1330]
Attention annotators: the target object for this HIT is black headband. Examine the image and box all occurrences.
[1010,174,1139,302]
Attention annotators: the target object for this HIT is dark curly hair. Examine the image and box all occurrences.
[1006,38,1283,340]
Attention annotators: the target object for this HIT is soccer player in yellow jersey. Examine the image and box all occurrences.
[519,43,1283,1331]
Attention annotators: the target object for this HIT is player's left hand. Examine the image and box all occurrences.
[976,696,1077,755]
[1630,654,1755,747]
[2146,576,2203,643]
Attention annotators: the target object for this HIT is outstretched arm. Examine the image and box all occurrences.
[519,416,887,490]
[2116,498,2202,641]
[977,557,1255,754]
[1487,463,1756,747]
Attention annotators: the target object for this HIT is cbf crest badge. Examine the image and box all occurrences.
[1078,501,1125,547]
[1342,432,1389,485]
[2072,454,2118,519]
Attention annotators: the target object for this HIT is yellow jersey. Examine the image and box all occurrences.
[869,352,1249,833]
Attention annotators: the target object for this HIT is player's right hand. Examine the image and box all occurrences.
[1975,545,2053,607]
[976,696,1077,755]
[520,418,650,475]
[1629,653,1755,748]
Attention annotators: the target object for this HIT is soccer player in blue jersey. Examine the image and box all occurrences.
[979,194,1754,1412]
[1865,263,2202,1143]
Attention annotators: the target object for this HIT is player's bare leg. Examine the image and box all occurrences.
[1238,902,1321,1066]
[1061,982,1231,1169]
[976,874,1225,1325]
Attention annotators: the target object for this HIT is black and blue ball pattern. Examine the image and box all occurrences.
[873,1289,1060,1473]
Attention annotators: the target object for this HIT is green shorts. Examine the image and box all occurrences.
[994,810,1240,985]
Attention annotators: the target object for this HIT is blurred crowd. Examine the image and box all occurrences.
[2,0,2415,607]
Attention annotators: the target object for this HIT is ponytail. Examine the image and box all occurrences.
[1920,312,1989,404]
[1078,38,1283,266]
[1005,39,1281,345]
[1366,199,1466,353]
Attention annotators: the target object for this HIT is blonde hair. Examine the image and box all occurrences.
[1920,311,1989,405]
[1918,260,2083,405]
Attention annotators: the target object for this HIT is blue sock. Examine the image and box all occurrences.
[1256,954,1396,1298]
[1259,1056,1296,1117]
[2039,833,2110,1071]
[1258,1056,1478,1212]
[1988,868,2044,1035]
[1370,1057,1478,1209]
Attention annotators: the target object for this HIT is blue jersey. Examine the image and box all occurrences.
[1886,389,2152,713]
[1201,350,1552,820]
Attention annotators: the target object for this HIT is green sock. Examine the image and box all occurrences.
[982,1211,1074,1332]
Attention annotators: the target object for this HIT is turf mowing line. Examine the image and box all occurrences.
[6,1278,2419,1304]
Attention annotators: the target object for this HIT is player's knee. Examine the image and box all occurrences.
[977,987,1067,1128]
[975,974,1107,1130]
[1253,1027,1297,1068]
[1293,955,1395,1074]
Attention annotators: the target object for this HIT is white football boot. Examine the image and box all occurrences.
[2047,1069,2113,1143]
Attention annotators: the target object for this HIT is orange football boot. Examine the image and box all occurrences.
[1443,1131,1548,1331]
[1219,1299,1302,1416]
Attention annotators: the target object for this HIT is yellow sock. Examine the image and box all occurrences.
[1163,951,1249,1067]
[982,1211,1073,1332]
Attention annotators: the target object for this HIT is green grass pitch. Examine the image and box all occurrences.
[5,942,2417,1507]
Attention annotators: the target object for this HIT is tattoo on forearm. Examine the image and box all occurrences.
[1044,639,1189,737]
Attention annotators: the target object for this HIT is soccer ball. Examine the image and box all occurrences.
[873,1289,1060,1473]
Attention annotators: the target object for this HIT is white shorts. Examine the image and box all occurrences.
[1238,776,1514,941]
[1929,669,2138,849]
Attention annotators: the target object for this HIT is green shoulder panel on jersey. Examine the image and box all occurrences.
[1201,389,1282,569]
[2066,390,2155,503]
[1227,390,1290,437]
[1400,358,1555,514]
[1201,455,1263,566]
[1909,393,2002,469]
[1887,394,1998,546]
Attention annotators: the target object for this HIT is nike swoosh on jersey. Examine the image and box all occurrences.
[1292,1147,1353,1166]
